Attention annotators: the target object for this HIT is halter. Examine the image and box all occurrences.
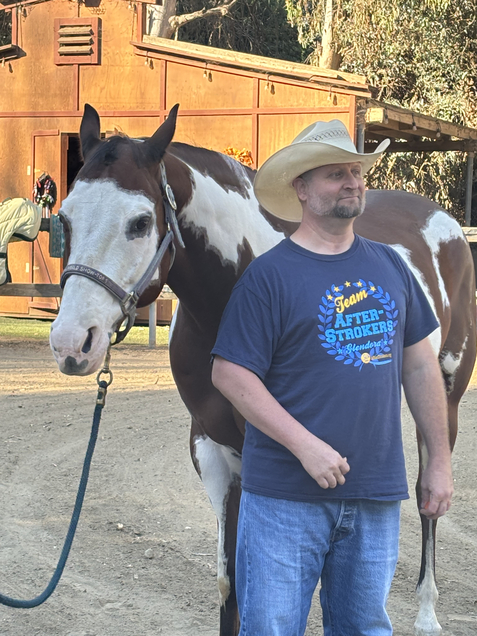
[60,161,185,344]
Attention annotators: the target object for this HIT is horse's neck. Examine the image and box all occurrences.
[168,158,285,325]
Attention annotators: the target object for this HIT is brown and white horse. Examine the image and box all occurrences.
[50,105,476,636]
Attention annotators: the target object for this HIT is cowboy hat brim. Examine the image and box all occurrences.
[254,138,390,222]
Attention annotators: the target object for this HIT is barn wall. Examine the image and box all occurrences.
[0,0,363,318]
[78,1,161,110]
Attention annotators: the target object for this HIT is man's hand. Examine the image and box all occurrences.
[419,459,453,520]
[212,357,350,490]
[296,436,350,489]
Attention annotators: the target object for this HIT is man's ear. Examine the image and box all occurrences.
[292,176,308,202]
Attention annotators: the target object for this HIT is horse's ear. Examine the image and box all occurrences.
[80,104,102,161]
[145,104,179,163]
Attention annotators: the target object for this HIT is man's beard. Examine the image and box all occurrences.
[329,201,364,218]
[309,193,366,219]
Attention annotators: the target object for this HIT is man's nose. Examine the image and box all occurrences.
[344,172,361,189]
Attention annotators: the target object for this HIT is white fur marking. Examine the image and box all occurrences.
[414,523,442,636]
[421,210,466,310]
[389,244,441,355]
[180,167,284,267]
[441,341,466,376]
[440,337,468,393]
[194,435,242,606]
[168,300,179,347]
[51,180,159,373]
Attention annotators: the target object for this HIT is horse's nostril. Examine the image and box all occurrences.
[82,328,94,354]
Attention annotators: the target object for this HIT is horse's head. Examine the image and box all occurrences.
[50,104,180,375]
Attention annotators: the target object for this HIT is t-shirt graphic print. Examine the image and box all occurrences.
[319,278,399,370]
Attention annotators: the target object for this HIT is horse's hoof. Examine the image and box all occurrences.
[414,619,442,636]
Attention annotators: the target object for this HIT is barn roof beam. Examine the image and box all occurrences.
[365,139,477,153]
[134,36,373,97]
[363,98,477,142]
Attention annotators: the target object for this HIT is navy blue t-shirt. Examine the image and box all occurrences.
[211,235,439,502]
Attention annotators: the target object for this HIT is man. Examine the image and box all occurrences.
[211,120,453,636]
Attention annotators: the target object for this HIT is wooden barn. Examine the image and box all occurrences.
[1,0,477,320]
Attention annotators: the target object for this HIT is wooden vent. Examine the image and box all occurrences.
[54,18,101,65]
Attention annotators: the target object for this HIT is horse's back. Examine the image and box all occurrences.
[357,189,475,322]
[358,190,476,402]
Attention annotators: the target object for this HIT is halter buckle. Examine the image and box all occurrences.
[120,291,139,315]
[165,183,177,210]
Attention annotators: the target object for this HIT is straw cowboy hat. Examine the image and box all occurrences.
[254,119,390,221]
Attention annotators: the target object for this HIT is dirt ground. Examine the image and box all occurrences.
[0,338,476,636]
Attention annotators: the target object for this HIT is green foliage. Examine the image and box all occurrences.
[366,151,468,225]
[0,318,170,346]
[177,0,303,62]
[285,0,477,222]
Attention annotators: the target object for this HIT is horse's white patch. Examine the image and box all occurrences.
[420,210,466,311]
[168,299,179,346]
[61,180,158,279]
[389,244,441,355]
[440,338,468,393]
[50,180,160,375]
[418,439,429,470]
[193,435,242,606]
[180,168,284,267]
[414,522,442,636]
[441,343,466,376]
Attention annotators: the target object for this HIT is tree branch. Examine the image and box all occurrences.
[168,0,240,38]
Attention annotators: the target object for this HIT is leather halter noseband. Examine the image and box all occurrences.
[60,161,185,345]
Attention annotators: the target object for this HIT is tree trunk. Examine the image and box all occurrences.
[145,0,240,40]
[319,0,341,69]
[147,0,178,39]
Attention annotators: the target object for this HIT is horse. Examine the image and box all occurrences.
[49,104,476,636]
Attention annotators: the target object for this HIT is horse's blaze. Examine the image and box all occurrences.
[50,180,161,375]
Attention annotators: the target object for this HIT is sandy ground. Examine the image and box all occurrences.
[0,338,476,636]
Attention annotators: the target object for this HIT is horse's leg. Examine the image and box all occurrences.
[190,417,242,636]
[414,440,441,636]
[414,353,469,635]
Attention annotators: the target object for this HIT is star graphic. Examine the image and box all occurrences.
[333,286,340,292]
[327,294,333,300]
[345,281,351,287]
[356,281,363,287]
[370,286,376,291]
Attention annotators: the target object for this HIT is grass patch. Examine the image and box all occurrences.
[0,317,169,346]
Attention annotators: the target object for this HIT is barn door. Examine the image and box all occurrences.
[30,130,63,316]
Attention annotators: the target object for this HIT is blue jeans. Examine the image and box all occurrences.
[236,491,401,636]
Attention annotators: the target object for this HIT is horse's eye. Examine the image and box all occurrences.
[131,215,151,233]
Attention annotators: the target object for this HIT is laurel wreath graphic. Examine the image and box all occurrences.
[317,279,399,370]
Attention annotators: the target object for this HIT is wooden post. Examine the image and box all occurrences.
[148,302,157,348]
[356,121,365,154]
[465,151,474,227]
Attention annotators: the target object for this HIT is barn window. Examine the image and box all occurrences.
[54,17,101,65]
[0,7,20,61]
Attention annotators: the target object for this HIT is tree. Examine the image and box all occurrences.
[146,0,302,62]
[147,0,240,40]
[285,0,477,222]
[176,0,302,61]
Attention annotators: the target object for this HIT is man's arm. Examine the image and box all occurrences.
[211,355,350,489]
[402,337,453,520]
